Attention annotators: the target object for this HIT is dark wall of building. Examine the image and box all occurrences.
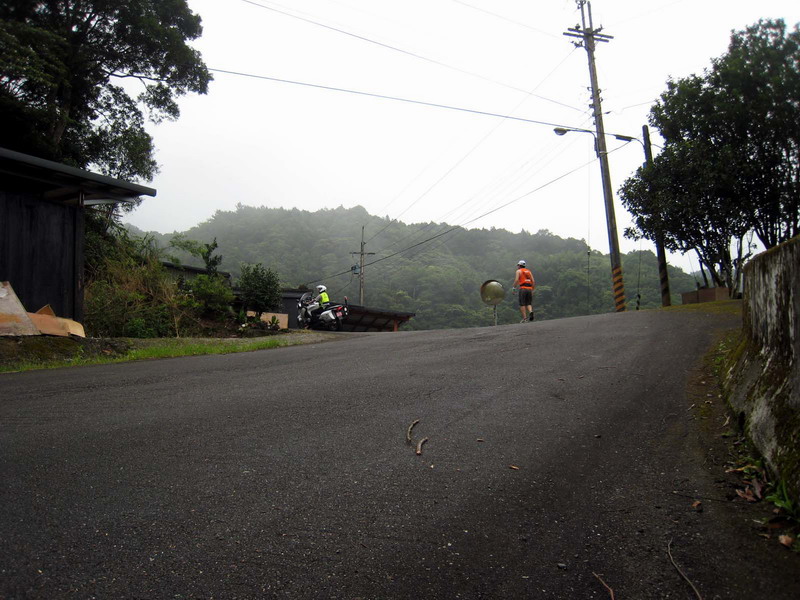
[0,191,84,320]
[282,291,304,329]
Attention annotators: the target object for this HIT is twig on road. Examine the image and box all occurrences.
[592,572,615,599]
[406,419,420,444]
[667,538,703,599]
[416,437,428,455]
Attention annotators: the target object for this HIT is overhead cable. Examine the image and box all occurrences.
[371,110,594,259]
[304,150,613,285]
[365,47,581,248]
[450,0,561,38]
[237,0,583,112]
[209,67,580,130]
[374,140,631,280]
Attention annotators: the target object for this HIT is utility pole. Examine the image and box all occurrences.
[564,0,626,312]
[642,125,672,307]
[350,226,375,306]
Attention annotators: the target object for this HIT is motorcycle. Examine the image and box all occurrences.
[297,292,349,331]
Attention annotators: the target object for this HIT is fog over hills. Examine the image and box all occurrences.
[127,204,697,329]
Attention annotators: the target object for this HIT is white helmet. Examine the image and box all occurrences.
[517,260,526,267]
[317,285,327,293]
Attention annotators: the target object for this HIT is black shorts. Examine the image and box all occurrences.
[518,288,533,306]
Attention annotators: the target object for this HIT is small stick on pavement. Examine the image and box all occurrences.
[592,572,615,599]
[416,437,428,455]
[667,538,703,600]
[406,419,420,444]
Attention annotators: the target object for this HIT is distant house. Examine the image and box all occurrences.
[161,261,233,286]
[0,147,156,321]
[281,289,415,332]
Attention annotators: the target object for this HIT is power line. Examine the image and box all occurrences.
[368,123,585,264]
[236,0,584,112]
[450,0,562,39]
[208,66,590,134]
[363,48,582,248]
[444,114,596,228]
[206,65,598,282]
[382,139,631,276]
[377,95,591,253]
[305,149,617,285]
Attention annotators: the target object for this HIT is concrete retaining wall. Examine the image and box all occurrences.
[724,235,800,502]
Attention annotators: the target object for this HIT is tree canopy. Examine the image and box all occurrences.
[620,19,800,290]
[239,263,282,318]
[0,0,210,180]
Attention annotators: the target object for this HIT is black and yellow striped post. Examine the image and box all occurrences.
[612,265,626,312]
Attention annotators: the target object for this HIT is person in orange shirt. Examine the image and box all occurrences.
[511,260,535,322]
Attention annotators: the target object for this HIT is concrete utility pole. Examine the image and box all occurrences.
[350,226,375,306]
[642,125,672,307]
[564,0,626,312]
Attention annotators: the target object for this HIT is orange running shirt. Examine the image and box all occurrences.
[518,268,534,289]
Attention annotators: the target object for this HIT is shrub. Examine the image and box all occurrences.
[239,263,282,318]
[185,274,234,318]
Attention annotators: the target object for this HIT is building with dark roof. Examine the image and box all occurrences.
[0,147,156,321]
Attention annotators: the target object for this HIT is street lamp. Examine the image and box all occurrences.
[554,125,671,308]
[554,126,634,144]
[553,126,626,312]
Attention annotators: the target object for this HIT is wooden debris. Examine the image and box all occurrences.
[416,437,428,455]
[667,538,704,599]
[406,419,420,444]
[592,571,615,599]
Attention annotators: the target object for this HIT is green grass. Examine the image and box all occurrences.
[0,335,320,374]
[662,298,743,317]
[126,337,290,359]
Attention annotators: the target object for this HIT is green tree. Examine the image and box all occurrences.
[168,235,232,317]
[239,263,282,318]
[620,142,750,290]
[186,274,234,319]
[621,19,800,290]
[0,1,211,181]
[170,235,224,275]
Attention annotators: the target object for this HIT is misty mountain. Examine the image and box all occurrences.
[127,204,698,329]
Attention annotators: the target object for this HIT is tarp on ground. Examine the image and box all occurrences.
[0,281,39,336]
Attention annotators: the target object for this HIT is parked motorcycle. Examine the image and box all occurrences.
[297,292,349,331]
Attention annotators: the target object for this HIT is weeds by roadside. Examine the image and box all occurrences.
[0,332,334,374]
[709,332,800,552]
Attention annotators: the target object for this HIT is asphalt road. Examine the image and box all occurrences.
[2,308,799,599]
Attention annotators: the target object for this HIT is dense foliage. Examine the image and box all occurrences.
[132,204,698,330]
[0,0,210,180]
[84,214,231,337]
[620,20,800,291]
[239,263,282,318]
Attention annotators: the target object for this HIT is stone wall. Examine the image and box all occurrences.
[724,236,800,502]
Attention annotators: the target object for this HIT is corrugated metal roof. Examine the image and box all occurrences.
[341,304,415,332]
[0,147,156,204]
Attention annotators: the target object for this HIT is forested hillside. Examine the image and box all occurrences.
[130,204,698,329]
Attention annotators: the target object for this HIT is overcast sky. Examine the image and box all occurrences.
[124,0,800,273]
